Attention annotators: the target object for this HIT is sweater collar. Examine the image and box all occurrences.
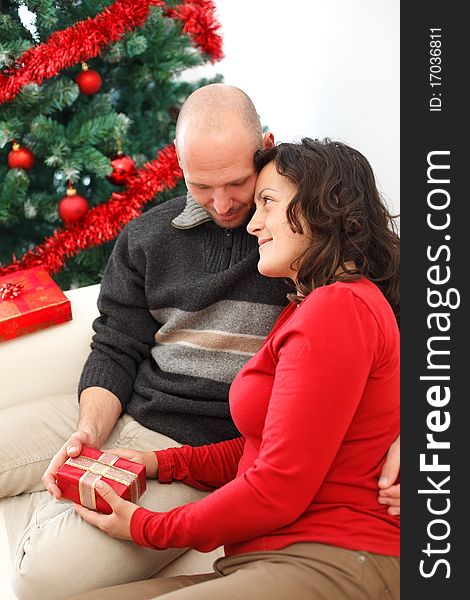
[171,193,213,230]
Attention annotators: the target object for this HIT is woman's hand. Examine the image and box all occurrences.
[103,447,159,479]
[73,480,138,540]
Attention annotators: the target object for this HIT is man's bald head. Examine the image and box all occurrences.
[175,83,262,153]
[174,84,274,229]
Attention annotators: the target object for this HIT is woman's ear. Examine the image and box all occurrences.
[262,131,275,149]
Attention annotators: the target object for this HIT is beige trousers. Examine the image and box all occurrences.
[0,394,211,600]
[65,543,400,600]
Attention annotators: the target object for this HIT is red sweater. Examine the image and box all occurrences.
[131,279,400,556]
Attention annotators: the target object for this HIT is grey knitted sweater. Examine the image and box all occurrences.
[78,194,290,445]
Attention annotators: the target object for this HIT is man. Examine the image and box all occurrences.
[0,84,399,600]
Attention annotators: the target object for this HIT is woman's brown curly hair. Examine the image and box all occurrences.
[254,138,400,324]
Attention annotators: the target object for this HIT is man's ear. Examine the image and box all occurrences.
[262,131,275,149]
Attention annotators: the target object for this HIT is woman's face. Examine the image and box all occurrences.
[247,161,311,280]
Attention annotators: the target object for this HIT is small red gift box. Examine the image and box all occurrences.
[56,446,147,514]
[0,266,72,342]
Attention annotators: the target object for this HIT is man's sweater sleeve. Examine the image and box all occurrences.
[156,437,245,491]
[78,224,159,410]
[130,285,380,552]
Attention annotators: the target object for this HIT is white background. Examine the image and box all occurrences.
[185,0,400,214]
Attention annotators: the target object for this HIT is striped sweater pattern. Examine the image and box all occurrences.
[79,194,290,445]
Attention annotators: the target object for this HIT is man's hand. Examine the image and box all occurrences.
[102,447,159,479]
[378,434,400,516]
[73,480,138,541]
[42,428,99,499]
[43,387,122,499]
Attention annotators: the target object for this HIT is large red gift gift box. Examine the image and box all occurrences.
[0,266,72,342]
[56,446,147,514]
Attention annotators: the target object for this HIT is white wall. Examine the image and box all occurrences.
[185,0,399,213]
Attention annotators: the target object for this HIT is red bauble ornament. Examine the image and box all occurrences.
[58,185,89,224]
[7,142,35,170]
[107,154,136,186]
[75,63,102,96]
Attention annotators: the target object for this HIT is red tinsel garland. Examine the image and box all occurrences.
[0,0,162,105]
[164,0,223,62]
[0,0,223,105]
[0,145,183,276]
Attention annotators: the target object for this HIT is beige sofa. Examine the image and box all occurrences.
[0,283,221,600]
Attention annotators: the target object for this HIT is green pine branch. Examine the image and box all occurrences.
[0,12,25,43]
[0,169,30,224]
[0,117,23,148]
[22,0,58,41]
[30,115,66,144]
[75,146,112,178]
[65,93,113,132]
[125,33,148,58]
[68,113,125,145]
[0,38,32,58]
[43,140,71,167]
[42,79,81,113]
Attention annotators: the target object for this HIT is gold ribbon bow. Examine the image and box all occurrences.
[66,452,140,510]
[0,282,23,301]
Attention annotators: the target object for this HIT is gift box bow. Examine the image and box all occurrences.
[0,282,24,301]
[0,268,61,317]
[65,452,141,510]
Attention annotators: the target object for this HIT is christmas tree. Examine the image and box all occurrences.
[0,0,223,289]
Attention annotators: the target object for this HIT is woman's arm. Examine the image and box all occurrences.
[101,437,245,491]
[155,436,245,490]
[131,285,386,552]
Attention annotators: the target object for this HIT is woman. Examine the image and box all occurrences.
[69,138,400,600]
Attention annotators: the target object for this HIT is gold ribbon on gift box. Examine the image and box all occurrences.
[65,452,140,510]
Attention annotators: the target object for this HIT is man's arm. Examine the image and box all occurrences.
[42,221,160,498]
[42,387,122,498]
[77,387,123,447]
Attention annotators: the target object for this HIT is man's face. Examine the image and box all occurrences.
[178,130,262,229]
